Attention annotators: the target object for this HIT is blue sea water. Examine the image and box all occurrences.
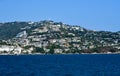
[0,54,120,76]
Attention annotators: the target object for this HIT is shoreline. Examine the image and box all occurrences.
[0,52,120,55]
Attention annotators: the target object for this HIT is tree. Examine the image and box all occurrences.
[49,49,54,54]
[34,47,45,53]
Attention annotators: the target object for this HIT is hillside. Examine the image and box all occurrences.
[0,20,120,54]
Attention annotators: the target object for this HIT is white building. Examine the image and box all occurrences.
[0,46,14,52]
[13,47,22,54]
[0,45,22,54]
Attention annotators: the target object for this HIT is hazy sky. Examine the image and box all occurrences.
[0,0,120,32]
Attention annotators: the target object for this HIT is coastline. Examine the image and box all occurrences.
[0,52,120,56]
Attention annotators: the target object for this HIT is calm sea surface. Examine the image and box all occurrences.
[0,54,120,76]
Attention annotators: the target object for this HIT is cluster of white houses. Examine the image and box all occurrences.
[0,45,22,54]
